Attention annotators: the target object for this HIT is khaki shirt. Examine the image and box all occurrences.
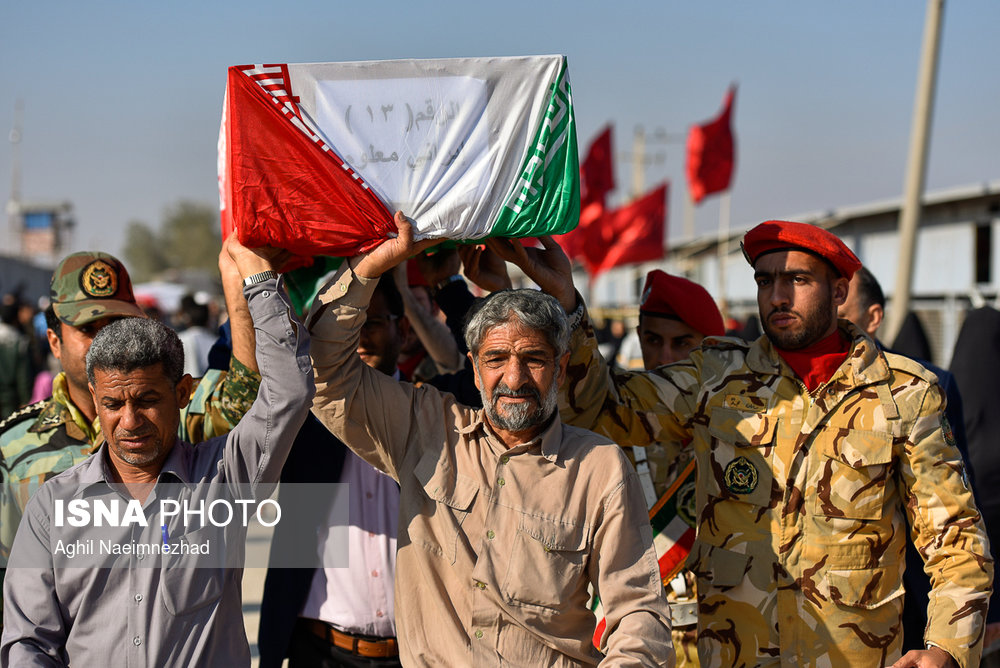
[309,265,674,668]
[560,312,992,668]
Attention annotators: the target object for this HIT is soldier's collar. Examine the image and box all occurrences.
[43,373,101,442]
[745,320,889,388]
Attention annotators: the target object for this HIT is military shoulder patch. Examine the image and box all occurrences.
[0,400,48,435]
[724,456,759,494]
[941,415,957,449]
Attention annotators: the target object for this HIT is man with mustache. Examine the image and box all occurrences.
[524,221,990,668]
[1,237,314,666]
[307,213,674,667]
[0,247,262,628]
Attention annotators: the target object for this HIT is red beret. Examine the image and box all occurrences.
[639,270,725,337]
[741,220,861,280]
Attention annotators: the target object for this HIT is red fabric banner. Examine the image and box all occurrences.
[222,66,395,261]
[586,182,668,277]
[686,85,736,204]
[580,125,615,206]
[558,125,615,262]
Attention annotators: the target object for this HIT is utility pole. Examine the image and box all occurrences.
[886,0,945,341]
[716,192,732,318]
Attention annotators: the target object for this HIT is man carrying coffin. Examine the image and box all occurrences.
[2,237,313,666]
[307,213,674,667]
[520,221,991,668]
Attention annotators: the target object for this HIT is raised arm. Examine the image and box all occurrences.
[216,235,313,491]
[178,239,264,443]
[309,212,440,479]
[392,257,464,375]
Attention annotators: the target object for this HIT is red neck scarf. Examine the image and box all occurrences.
[775,329,849,392]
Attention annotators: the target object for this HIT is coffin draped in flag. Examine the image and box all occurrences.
[219,56,579,259]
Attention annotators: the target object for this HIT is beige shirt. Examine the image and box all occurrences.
[309,265,673,667]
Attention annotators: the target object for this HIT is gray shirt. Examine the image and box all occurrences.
[1,278,313,667]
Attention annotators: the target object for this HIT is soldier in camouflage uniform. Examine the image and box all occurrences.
[0,250,261,588]
[630,269,727,668]
[501,224,992,668]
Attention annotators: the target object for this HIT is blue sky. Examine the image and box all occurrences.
[1,1,997,256]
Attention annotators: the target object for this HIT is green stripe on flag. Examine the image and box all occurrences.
[491,60,579,238]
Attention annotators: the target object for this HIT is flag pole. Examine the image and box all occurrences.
[716,193,731,319]
[885,0,945,342]
[632,126,645,199]
[684,192,695,242]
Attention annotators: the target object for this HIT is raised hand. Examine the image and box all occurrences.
[486,235,576,312]
[353,211,439,279]
[458,244,512,293]
[415,247,461,289]
[223,232,292,278]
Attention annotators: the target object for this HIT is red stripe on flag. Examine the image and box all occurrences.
[592,617,607,649]
[224,66,395,263]
[657,526,696,585]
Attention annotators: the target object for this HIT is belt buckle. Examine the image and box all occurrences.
[670,599,698,627]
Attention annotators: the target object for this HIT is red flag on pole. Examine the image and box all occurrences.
[586,182,668,277]
[580,125,615,206]
[558,125,615,261]
[686,85,737,204]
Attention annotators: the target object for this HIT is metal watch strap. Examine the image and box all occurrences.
[242,270,278,287]
[567,301,585,331]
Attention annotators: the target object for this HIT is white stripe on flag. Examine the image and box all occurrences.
[653,515,690,556]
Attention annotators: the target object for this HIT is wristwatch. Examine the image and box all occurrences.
[242,270,278,287]
[433,274,464,295]
[567,301,585,331]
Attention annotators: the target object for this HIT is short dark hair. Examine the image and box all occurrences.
[86,317,185,387]
[0,302,18,326]
[374,277,404,319]
[44,305,62,341]
[179,294,210,328]
[853,266,885,309]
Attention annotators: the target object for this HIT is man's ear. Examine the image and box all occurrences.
[468,352,482,390]
[175,374,195,409]
[867,303,885,337]
[831,276,850,307]
[556,351,570,387]
[47,328,62,362]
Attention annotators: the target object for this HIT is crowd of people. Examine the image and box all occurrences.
[0,215,994,668]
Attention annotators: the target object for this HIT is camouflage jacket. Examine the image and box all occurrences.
[0,359,261,560]
[560,312,992,668]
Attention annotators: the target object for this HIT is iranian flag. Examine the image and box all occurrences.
[218,56,579,262]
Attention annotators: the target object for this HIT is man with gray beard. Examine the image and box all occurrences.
[308,212,673,667]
